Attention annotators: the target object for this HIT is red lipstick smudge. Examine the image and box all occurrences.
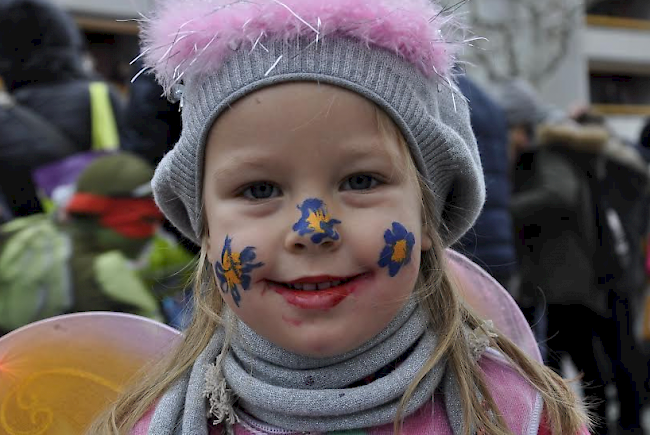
[271,274,369,310]
[281,315,303,326]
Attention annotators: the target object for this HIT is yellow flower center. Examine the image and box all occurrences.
[391,240,408,263]
[306,210,329,233]
[222,251,242,287]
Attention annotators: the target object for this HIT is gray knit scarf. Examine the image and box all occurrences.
[148,300,470,435]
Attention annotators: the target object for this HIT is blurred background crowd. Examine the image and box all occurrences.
[1,0,650,434]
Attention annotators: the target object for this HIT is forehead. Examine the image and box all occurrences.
[205,82,410,168]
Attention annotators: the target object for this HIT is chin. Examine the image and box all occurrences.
[273,323,372,358]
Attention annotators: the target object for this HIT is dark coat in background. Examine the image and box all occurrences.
[601,135,650,433]
[0,0,125,217]
[511,124,604,313]
[515,122,650,433]
[513,123,650,313]
[454,76,517,286]
[511,123,613,431]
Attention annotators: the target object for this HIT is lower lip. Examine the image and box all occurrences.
[271,274,370,310]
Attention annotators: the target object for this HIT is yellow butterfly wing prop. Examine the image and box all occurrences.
[0,312,180,435]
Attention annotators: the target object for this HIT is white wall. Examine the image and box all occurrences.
[585,25,650,67]
[52,0,154,18]
[537,13,590,113]
[461,0,589,114]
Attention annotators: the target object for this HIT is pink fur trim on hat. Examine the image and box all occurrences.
[140,0,465,93]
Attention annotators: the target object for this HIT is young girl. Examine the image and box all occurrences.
[91,0,592,433]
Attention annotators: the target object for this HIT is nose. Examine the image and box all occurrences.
[286,234,340,253]
[285,198,342,254]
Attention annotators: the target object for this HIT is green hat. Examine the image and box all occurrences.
[76,153,154,198]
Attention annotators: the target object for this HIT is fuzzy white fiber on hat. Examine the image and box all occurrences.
[140,0,486,247]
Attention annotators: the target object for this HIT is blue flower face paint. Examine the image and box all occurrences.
[214,236,264,306]
[292,198,341,244]
[378,222,415,277]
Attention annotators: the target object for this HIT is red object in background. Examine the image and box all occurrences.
[66,192,164,238]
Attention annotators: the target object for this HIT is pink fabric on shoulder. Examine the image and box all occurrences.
[130,407,223,434]
[130,407,155,435]
[445,249,542,362]
[368,400,452,435]
[481,351,543,434]
[369,353,544,434]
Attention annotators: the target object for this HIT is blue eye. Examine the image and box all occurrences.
[243,182,280,199]
[343,174,379,191]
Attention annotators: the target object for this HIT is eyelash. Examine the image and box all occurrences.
[240,182,281,200]
[237,174,384,200]
[340,174,383,191]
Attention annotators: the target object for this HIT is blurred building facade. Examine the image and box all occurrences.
[53,0,151,17]
[52,0,650,143]
[585,0,650,142]
[462,0,650,144]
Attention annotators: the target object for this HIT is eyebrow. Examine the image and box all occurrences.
[341,140,405,169]
[210,139,401,182]
[210,154,274,183]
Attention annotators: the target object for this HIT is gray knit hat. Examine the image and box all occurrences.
[141,0,485,247]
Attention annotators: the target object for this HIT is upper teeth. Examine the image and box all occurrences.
[288,280,344,291]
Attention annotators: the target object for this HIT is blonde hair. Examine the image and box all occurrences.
[89,107,592,435]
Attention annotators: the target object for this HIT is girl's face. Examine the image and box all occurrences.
[203,83,432,358]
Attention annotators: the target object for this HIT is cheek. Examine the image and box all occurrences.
[208,232,269,307]
[206,211,280,262]
[349,217,423,272]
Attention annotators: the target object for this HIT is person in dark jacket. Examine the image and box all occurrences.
[121,61,182,166]
[0,0,125,217]
[514,119,650,434]
[640,117,650,151]
[494,79,615,433]
[454,76,518,291]
[512,122,614,433]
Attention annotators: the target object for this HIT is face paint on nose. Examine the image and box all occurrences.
[292,198,341,244]
[214,235,264,306]
[378,222,415,277]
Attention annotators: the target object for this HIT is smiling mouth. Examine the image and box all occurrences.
[271,276,357,291]
[267,274,370,310]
